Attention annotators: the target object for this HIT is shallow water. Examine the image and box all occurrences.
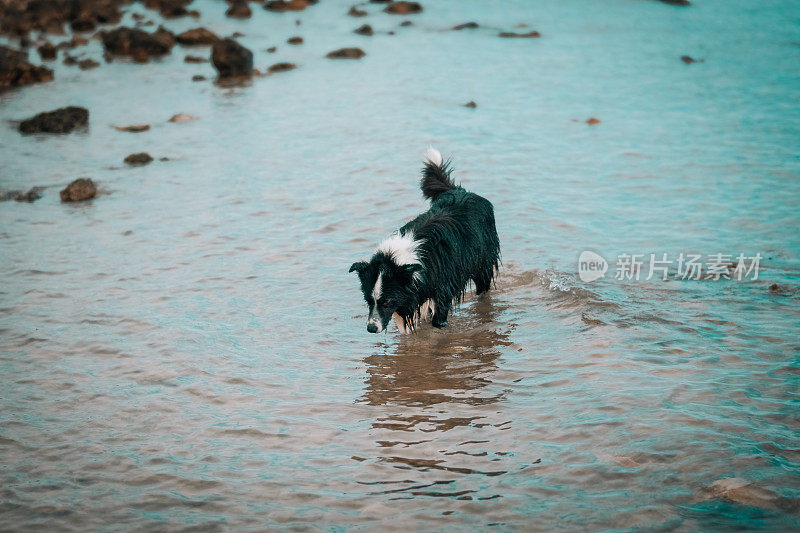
[1,0,799,530]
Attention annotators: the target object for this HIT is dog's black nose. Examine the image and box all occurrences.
[366,323,378,333]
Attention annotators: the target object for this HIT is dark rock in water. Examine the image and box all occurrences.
[0,0,125,38]
[143,0,195,18]
[0,187,45,203]
[658,0,691,5]
[384,1,422,14]
[38,42,57,60]
[768,283,795,295]
[101,27,174,61]
[19,106,88,134]
[211,38,253,78]
[697,478,800,513]
[0,45,54,91]
[63,55,78,66]
[168,113,198,123]
[184,55,208,63]
[464,101,477,108]
[354,24,373,36]
[124,152,153,166]
[267,46,277,53]
[14,187,45,203]
[681,55,703,64]
[287,36,304,45]
[0,190,21,201]
[226,1,252,19]
[348,6,367,17]
[192,74,206,81]
[232,32,245,38]
[114,124,150,132]
[17,186,46,202]
[586,117,601,125]
[60,178,97,202]
[152,26,176,48]
[78,58,99,70]
[176,28,219,46]
[268,62,296,73]
[453,22,479,30]
[264,0,318,12]
[400,20,413,26]
[499,30,541,38]
[326,47,365,59]
[71,17,96,32]
[56,35,88,50]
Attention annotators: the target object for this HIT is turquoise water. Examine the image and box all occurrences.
[1,0,799,530]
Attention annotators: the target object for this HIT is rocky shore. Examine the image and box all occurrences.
[0,0,697,204]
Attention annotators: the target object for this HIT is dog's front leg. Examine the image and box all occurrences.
[431,297,450,328]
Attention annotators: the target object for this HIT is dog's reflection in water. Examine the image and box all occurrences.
[360,296,512,431]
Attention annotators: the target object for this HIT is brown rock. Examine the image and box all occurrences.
[101,27,174,60]
[38,42,57,60]
[499,30,541,38]
[586,118,601,125]
[267,62,296,73]
[184,55,208,63]
[60,178,97,202]
[453,22,478,30]
[354,24,373,36]
[384,1,422,14]
[658,0,690,5]
[0,0,125,38]
[56,35,88,50]
[399,20,413,26]
[19,106,88,134]
[114,124,150,132]
[464,101,477,108]
[0,45,54,91]
[168,113,198,123]
[176,28,219,46]
[17,186,46,203]
[124,152,153,165]
[226,1,252,19]
[0,186,46,203]
[267,46,277,53]
[192,74,206,81]
[143,0,195,18]
[78,58,99,70]
[287,36,303,45]
[264,0,317,12]
[211,38,253,78]
[152,26,176,48]
[348,6,367,17]
[326,47,365,59]
[681,55,703,64]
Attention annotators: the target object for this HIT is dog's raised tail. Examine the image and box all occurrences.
[421,146,456,201]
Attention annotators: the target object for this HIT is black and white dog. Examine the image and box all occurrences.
[349,148,500,333]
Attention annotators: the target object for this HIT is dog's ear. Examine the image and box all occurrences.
[349,261,368,274]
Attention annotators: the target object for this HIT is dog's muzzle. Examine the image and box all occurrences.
[366,315,383,333]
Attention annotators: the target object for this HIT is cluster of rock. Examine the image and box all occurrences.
[0,45,53,91]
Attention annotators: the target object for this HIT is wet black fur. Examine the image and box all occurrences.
[350,156,500,332]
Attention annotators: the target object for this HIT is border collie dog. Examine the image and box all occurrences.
[349,148,500,333]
